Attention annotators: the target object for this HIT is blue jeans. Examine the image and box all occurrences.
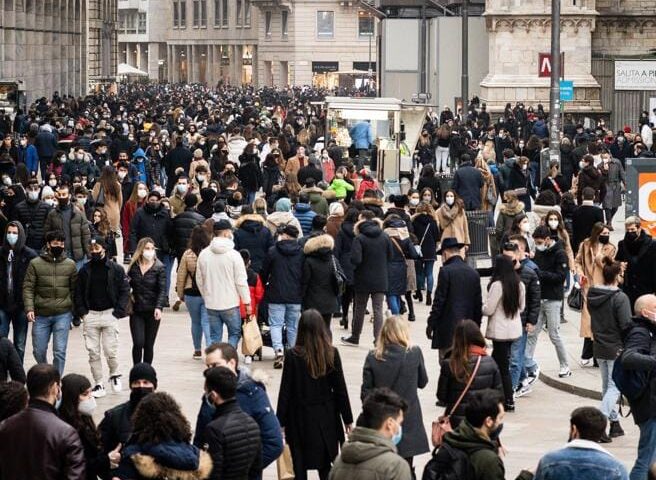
[185,295,210,351]
[32,312,72,375]
[268,303,301,352]
[416,260,435,293]
[246,190,257,204]
[162,254,175,303]
[0,309,28,363]
[206,307,241,348]
[510,329,528,389]
[598,358,620,422]
[387,295,401,315]
[631,418,656,480]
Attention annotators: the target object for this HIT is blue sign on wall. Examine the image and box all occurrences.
[560,80,574,102]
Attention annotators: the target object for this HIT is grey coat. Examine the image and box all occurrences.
[601,158,625,209]
[361,345,429,458]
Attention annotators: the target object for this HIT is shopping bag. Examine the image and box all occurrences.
[276,444,295,480]
[567,283,583,311]
[241,319,263,356]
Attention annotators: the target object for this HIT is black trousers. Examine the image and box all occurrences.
[581,337,594,360]
[40,155,52,181]
[492,340,514,405]
[341,284,354,320]
[130,310,160,365]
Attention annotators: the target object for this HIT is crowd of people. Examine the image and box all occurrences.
[0,83,655,480]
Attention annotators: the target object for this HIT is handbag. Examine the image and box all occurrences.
[416,224,430,257]
[331,255,347,295]
[567,282,584,311]
[241,319,263,356]
[276,444,295,480]
[431,355,482,448]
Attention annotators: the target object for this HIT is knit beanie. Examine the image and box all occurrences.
[275,197,292,212]
[129,363,158,388]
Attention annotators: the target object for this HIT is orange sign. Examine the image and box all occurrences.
[637,172,656,236]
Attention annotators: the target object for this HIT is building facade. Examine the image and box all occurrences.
[0,0,117,104]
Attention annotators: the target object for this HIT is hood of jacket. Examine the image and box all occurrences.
[339,427,397,465]
[235,213,265,232]
[340,220,356,239]
[354,218,384,237]
[362,196,383,207]
[499,200,525,216]
[211,212,232,224]
[129,442,212,480]
[444,419,496,454]
[132,148,147,161]
[587,286,621,308]
[295,202,312,213]
[209,237,235,254]
[266,211,295,226]
[303,234,334,256]
[276,239,303,256]
[2,220,27,253]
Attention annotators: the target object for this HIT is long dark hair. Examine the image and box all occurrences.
[449,320,486,383]
[97,165,121,200]
[293,309,334,379]
[132,392,192,444]
[490,255,522,317]
[59,374,100,446]
[188,225,211,255]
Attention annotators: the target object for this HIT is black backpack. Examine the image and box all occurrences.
[422,444,479,480]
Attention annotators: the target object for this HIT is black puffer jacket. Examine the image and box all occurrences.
[128,260,168,312]
[98,401,135,455]
[233,214,274,273]
[334,220,356,284]
[0,337,25,382]
[519,263,541,326]
[204,398,262,480]
[129,204,172,253]
[412,212,440,260]
[587,286,633,360]
[622,317,656,425]
[237,155,262,192]
[261,240,304,304]
[302,234,339,314]
[351,219,394,294]
[11,199,52,250]
[0,221,37,312]
[74,258,131,319]
[533,240,568,300]
[577,165,606,205]
[616,232,656,310]
[171,208,205,258]
[437,354,503,428]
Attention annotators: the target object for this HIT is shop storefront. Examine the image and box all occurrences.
[242,46,254,84]
[312,61,339,88]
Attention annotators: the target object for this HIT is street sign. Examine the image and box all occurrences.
[560,80,574,101]
[538,52,565,78]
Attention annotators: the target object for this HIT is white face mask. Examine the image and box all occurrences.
[177,184,188,195]
[142,250,156,261]
[535,243,547,252]
[579,161,586,170]
[78,397,97,416]
[45,198,57,207]
[520,222,530,233]
[196,175,206,183]
[48,179,58,187]
[28,191,40,201]
[548,219,559,230]
[2,176,11,186]
[409,198,419,207]
[137,189,148,199]
[118,171,127,180]
[77,197,87,206]
[445,196,455,206]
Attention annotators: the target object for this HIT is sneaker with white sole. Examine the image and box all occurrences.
[527,365,540,385]
[558,367,572,378]
[110,375,123,393]
[91,383,106,398]
[514,383,533,399]
[244,355,253,365]
[579,358,592,367]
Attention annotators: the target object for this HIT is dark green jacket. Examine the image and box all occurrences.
[328,427,411,480]
[44,206,90,261]
[23,251,77,316]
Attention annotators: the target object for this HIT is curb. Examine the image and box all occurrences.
[539,372,602,401]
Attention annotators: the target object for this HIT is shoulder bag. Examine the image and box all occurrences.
[431,355,482,448]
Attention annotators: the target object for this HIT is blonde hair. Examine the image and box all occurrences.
[374,316,411,360]
[129,237,157,269]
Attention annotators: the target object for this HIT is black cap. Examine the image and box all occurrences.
[213,219,233,232]
[147,190,162,200]
[129,362,158,387]
[89,235,107,250]
[281,224,299,238]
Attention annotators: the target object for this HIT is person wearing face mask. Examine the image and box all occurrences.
[92,165,123,232]
[74,236,130,397]
[98,363,158,463]
[574,222,616,367]
[130,148,151,186]
[0,364,86,479]
[34,123,59,181]
[121,181,148,262]
[0,221,37,363]
[16,134,39,177]
[329,388,411,480]
[63,146,96,183]
[129,191,172,268]
[576,154,606,206]
[23,230,78,375]
[60,373,120,480]
[162,134,193,196]
[11,179,52,251]
[189,148,211,182]
[168,175,190,216]
[616,216,656,313]
[599,151,625,229]
[171,194,206,263]
[437,190,471,247]
[452,154,484,211]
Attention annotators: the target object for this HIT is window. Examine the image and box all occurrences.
[126,12,136,33]
[358,11,374,37]
[244,0,251,27]
[222,0,228,26]
[193,0,206,26]
[173,0,180,27]
[265,11,271,36]
[214,0,220,26]
[193,0,199,26]
[120,10,128,30]
[316,11,334,38]
[236,0,242,26]
[180,1,187,27]
[138,12,147,33]
[282,10,288,36]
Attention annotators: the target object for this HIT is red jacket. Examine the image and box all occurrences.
[240,270,264,318]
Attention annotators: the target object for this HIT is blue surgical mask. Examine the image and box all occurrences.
[6,233,18,246]
[392,422,403,446]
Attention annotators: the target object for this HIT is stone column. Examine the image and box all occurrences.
[208,44,215,86]
[167,44,172,82]
[136,43,142,70]
[186,44,192,83]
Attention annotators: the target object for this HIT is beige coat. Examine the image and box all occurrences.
[575,240,617,338]
[92,181,122,231]
[176,249,199,299]
[282,155,307,177]
[483,280,526,341]
[436,203,470,245]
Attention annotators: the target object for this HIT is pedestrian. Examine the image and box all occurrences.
[302,233,339,330]
[204,366,262,480]
[544,210,575,275]
[75,236,130,396]
[127,237,167,365]
[120,181,148,264]
[176,225,212,360]
[170,193,206,263]
[571,187,604,253]
[0,221,37,363]
[0,379,27,420]
[616,216,656,311]
[326,201,345,239]
[114,392,212,480]
[575,222,616,366]
[92,165,123,232]
[576,154,606,205]
[483,255,525,411]
[539,160,567,203]
[383,216,420,314]
[265,197,304,238]
[533,407,629,480]
[413,202,441,304]
[341,211,394,347]
[0,364,85,479]
[495,191,525,253]
[426,237,482,361]
[361,317,429,469]
[168,175,191,216]
[233,211,274,273]
[277,309,353,480]
[329,388,412,480]
[23,230,77,375]
[196,219,252,348]
[452,153,484,211]
[334,207,359,329]
[294,192,317,236]
[599,151,625,229]
[11,178,52,251]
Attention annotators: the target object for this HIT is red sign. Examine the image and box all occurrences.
[538,53,565,78]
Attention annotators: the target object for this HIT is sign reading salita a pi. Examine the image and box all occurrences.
[615,61,656,90]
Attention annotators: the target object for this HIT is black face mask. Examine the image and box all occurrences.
[598,235,610,245]
[625,231,639,243]
[489,423,504,442]
[50,246,64,258]
[90,252,104,262]
[129,387,154,408]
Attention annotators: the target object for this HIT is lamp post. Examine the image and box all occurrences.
[368,12,373,94]
[548,0,561,161]
[461,0,469,109]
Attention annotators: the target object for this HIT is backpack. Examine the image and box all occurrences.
[422,444,478,480]
[612,325,652,402]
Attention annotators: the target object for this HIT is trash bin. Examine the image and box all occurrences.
[436,173,454,199]
[383,180,401,199]
[465,210,490,258]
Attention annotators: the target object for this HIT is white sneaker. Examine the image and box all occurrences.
[558,367,572,378]
[514,383,533,399]
[244,355,253,365]
[91,383,106,398]
[579,358,592,367]
[527,365,540,385]
[110,375,123,393]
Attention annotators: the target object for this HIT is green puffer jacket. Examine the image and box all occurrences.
[43,206,90,261]
[23,251,77,317]
[328,427,411,480]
